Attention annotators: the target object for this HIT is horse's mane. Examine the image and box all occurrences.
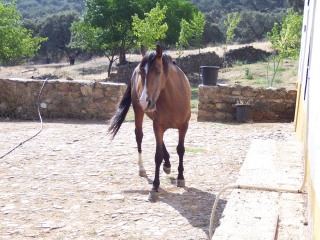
[140,51,174,74]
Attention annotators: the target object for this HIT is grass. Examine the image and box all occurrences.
[190,86,199,112]
[185,147,206,153]
[220,58,298,89]
[125,108,135,121]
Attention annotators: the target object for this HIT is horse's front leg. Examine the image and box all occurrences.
[134,107,146,177]
[149,125,164,202]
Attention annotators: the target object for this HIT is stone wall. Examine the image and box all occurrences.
[198,85,296,122]
[109,63,137,84]
[0,78,126,120]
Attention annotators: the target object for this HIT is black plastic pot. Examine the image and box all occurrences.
[236,105,252,123]
[200,66,220,86]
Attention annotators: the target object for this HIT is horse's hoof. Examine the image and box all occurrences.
[163,166,171,174]
[139,169,147,177]
[148,190,159,202]
[177,179,185,187]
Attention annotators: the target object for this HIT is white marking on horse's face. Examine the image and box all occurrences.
[139,65,148,111]
[139,85,148,111]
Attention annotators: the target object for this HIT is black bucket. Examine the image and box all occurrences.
[236,105,252,123]
[200,66,220,86]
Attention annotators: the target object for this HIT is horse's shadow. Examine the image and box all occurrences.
[124,176,226,238]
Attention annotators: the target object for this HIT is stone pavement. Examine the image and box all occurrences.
[213,140,308,239]
[0,118,308,239]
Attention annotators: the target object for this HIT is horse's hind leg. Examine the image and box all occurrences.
[162,142,171,174]
[177,125,188,187]
[134,108,146,177]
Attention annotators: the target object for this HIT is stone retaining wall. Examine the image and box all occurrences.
[198,85,296,122]
[109,64,137,84]
[0,78,126,120]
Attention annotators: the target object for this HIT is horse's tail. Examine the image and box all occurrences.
[108,81,132,140]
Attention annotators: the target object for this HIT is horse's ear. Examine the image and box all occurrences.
[156,44,162,58]
[140,45,147,57]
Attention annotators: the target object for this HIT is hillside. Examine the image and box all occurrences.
[4,0,85,19]
[6,0,288,21]
[5,0,291,44]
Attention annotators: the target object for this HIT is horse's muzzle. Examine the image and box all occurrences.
[145,98,156,112]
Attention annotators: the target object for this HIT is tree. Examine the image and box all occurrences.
[75,0,148,66]
[224,12,241,46]
[222,12,241,66]
[177,19,193,50]
[191,12,206,51]
[203,22,225,45]
[234,10,284,43]
[38,12,80,65]
[287,0,304,12]
[70,17,119,76]
[158,0,198,44]
[176,11,206,53]
[0,0,46,65]
[69,0,151,75]
[267,9,303,86]
[132,3,168,51]
[70,0,198,75]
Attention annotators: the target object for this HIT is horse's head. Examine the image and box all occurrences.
[138,45,168,112]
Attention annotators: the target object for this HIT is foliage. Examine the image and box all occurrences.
[267,9,302,59]
[245,68,253,79]
[37,11,80,64]
[70,0,149,67]
[202,22,225,45]
[224,12,241,45]
[4,0,85,19]
[222,12,241,66]
[0,0,46,65]
[235,10,284,43]
[5,0,298,50]
[177,11,205,52]
[177,19,193,49]
[132,3,168,50]
[191,0,287,13]
[266,9,302,86]
[69,19,103,52]
[194,0,289,44]
[287,0,304,12]
[157,0,199,45]
[70,15,119,76]
[71,0,198,69]
[191,12,206,50]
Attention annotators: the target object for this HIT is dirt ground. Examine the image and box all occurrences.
[0,116,308,239]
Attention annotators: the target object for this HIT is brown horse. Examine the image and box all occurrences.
[108,45,191,201]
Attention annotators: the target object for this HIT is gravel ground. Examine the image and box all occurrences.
[0,116,307,239]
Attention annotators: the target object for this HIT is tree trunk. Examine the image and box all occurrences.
[107,55,115,77]
[119,47,126,65]
[69,57,75,65]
